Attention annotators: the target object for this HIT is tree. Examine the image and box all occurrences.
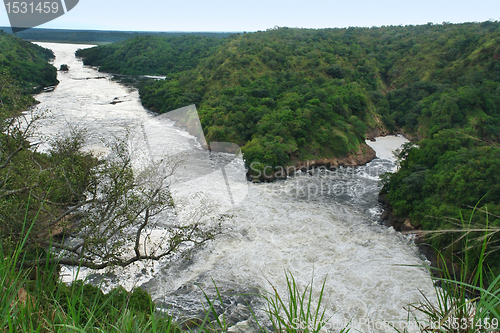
[44,131,222,269]
[0,106,222,270]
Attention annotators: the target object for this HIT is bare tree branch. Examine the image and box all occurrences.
[0,185,33,197]
[47,199,91,228]
[134,208,149,258]
[0,144,23,169]
[1,119,223,272]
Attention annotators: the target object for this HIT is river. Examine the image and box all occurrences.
[31,42,435,332]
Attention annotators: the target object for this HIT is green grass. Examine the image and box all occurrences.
[0,203,181,333]
[0,246,182,333]
[400,206,500,333]
[257,271,338,333]
[2,202,500,333]
[1,237,348,333]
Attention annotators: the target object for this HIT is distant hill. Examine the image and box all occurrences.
[0,27,236,44]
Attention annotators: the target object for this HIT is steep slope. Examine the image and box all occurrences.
[75,35,228,76]
[139,28,387,168]
[0,29,58,111]
[136,23,500,169]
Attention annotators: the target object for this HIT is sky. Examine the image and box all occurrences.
[1,0,500,32]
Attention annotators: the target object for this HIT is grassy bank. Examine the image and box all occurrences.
[2,207,499,332]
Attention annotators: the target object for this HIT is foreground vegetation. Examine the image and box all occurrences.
[1,240,179,333]
[2,211,499,333]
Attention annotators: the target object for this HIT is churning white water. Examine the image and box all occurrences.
[31,42,435,332]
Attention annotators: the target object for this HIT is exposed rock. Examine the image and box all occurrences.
[365,126,391,141]
[293,143,377,171]
[402,218,416,232]
[42,86,56,93]
[247,143,377,182]
[378,193,464,280]
[380,208,390,221]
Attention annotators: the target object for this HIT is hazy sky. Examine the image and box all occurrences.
[1,0,499,32]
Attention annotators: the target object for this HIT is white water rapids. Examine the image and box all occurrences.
[30,42,435,332]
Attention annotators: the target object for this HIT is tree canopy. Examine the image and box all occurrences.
[78,23,500,169]
[0,30,58,110]
[75,35,228,76]
[78,22,500,275]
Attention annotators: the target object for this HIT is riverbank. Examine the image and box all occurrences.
[367,134,456,278]
[372,132,445,278]
[378,194,464,280]
[247,142,377,182]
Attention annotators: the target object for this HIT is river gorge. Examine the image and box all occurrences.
[29,42,436,333]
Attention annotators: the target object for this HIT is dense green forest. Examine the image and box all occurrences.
[136,23,500,167]
[135,29,388,168]
[0,26,233,43]
[75,35,228,75]
[0,29,58,110]
[381,131,500,275]
[78,21,500,275]
[75,21,500,170]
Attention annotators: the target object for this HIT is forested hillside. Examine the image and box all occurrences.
[139,28,388,168]
[75,35,228,75]
[78,21,500,275]
[76,22,500,169]
[381,131,500,274]
[137,23,500,167]
[0,29,58,111]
